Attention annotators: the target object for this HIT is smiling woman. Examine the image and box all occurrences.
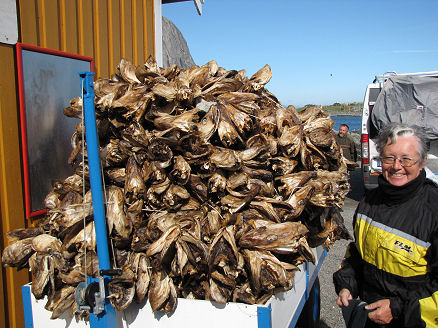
[333,123,438,327]
[377,124,428,186]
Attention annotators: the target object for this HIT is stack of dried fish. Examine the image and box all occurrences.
[2,57,351,319]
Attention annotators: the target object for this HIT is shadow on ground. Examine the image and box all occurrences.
[319,320,332,328]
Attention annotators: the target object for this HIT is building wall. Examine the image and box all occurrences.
[18,0,156,79]
[0,1,158,326]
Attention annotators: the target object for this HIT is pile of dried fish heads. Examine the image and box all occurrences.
[2,57,351,319]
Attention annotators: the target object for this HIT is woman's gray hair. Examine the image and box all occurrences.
[376,123,428,161]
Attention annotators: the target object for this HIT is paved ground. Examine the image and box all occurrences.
[318,167,365,328]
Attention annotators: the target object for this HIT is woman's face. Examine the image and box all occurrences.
[381,135,427,186]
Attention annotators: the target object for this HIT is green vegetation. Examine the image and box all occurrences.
[297,102,362,114]
[323,102,362,113]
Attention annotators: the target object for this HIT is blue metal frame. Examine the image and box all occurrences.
[79,72,116,328]
[257,304,272,328]
[22,285,34,328]
[288,249,327,328]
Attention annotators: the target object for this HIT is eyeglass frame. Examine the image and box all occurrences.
[380,156,419,167]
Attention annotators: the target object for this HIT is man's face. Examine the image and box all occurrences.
[339,126,348,137]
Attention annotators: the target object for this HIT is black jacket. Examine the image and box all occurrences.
[333,170,438,327]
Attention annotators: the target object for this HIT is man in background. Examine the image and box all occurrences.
[336,124,357,167]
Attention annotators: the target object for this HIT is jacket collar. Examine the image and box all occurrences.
[378,169,426,205]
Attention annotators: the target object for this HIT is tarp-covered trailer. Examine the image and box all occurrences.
[361,72,438,189]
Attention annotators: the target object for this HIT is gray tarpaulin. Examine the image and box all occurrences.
[371,75,438,140]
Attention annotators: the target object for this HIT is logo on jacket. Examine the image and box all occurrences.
[394,240,413,254]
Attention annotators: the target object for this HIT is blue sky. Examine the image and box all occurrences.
[162,0,438,108]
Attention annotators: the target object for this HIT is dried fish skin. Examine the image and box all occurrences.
[94,79,128,103]
[232,282,257,304]
[44,191,62,210]
[121,121,150,147]
[2,237,35,269]
[217,102,244,147]
[63,174,84,193]
[222,102,253,139]
[285,184,315,219]
[249,201,282,223]
[29,253,53,299]
[304,116,335,133]
[148,270,178,314]
[53,191,91,231]
[243,64,272,92]
[278,124,303,158]
[62,221,96,254]
[202,77,244,98]
[238,143,271,163]
[31,234,62,253]
[208,226,241,302]
[170,155,191,185]
[124,156,146,202]
[241,166,273,182]
[46,286,76,320]
[106,185,132,241]
[217,92,260,115]
[239,221,309,254]
[3,57,355,317]
[209,146,241,171]
[220,182,261,214]
[108,280,136,311]
[135,253,151,303]
[307,207,352,249]
[187,174,208,202]
[110,84,149,120]
[147,139,173,168]
[5,227,43,243]
[63,97,83,119]
[146,225,180,266]
[57,251,98,285]
[104,167,126,186]
[101,139,130,167]
[153,108,199,132]
[125,198,145,230]
[242,249,293,295]
[163,184,190,210]
[117,58,141,84]
[276,171,317,198]
[269,157,299,176]
[197,103,220,142]
[207,171,227,199]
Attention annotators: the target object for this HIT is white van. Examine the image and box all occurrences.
[361,71,438,189]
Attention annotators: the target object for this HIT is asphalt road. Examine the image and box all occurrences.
[318,166,365,328]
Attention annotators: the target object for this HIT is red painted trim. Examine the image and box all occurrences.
[16,43,94,66]
[15,43,31,219]
[15,43,94,218]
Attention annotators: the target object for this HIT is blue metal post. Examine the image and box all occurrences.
[79,72,117,328]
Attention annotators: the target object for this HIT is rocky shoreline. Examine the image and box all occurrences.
[324,110,361,117]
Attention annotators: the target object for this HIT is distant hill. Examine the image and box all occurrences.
[296,102,362,116]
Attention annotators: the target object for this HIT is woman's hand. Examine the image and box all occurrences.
[365,299,393,325]
[336,288,353,307]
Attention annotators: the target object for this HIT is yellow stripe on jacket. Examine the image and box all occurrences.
[354,213,429,277]
[419,291,438,327]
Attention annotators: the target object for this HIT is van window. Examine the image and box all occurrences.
[368,87,381,139]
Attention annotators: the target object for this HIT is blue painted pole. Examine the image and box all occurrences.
[79,71,111,271]
[79,72,116,328]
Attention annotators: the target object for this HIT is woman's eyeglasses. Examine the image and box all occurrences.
[380,156,418,167]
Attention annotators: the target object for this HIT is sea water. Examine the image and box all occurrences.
[332,116,361,132]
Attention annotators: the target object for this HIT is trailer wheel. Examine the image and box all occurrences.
[296,277,320,328]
